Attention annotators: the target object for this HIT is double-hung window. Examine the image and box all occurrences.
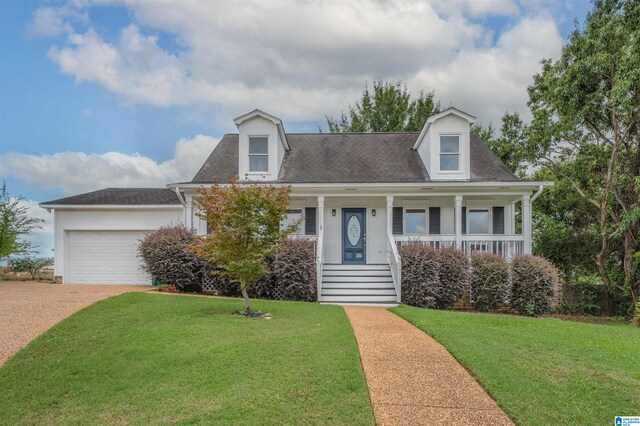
[281,209,304,235]
[249,137,269,172]
[467,209,490,234]
[405,209,426,234]
[440,135,460,171]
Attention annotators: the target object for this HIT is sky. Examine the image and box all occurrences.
[0,0,592,257]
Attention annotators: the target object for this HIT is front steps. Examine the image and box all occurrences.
[320,264,398,305]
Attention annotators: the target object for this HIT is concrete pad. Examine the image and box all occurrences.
[0,281,152,365]
[344,306,513,425]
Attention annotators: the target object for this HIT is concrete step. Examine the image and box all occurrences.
[323,275,393,283]
[322,281,395,289]
[323,269,392,277]
[323,264,389,271]
[321,295,398,303]
[322,288,397,296]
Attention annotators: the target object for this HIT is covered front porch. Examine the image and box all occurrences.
[285,189,537,304]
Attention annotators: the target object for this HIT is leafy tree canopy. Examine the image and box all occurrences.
[194,177,298,314]
[326,80,439,132]
[0,182,42,265]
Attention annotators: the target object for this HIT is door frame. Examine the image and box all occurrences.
[342,208,366,264]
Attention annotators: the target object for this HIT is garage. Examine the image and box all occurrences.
[65,230,150,285]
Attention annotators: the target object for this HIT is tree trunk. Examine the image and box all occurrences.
[623,231,639,318]
[240,280,251,315]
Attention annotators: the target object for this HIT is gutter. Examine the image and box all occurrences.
[530,184,545,203]
[174,186,187,207]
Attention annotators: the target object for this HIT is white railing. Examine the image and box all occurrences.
[387,230,402,303]
[316,233,324,302]
[394,235,525,259]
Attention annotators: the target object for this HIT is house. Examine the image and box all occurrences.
[40,107,551,304]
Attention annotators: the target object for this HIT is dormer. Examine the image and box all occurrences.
[413,107,475,181]
[234,109,290,181]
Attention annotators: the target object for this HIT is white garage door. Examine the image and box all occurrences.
[66,231,150,285]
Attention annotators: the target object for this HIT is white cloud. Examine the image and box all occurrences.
[18,199,55,257]
[34,1,566,124]
[0,135,219,196]
[27,6,87,37]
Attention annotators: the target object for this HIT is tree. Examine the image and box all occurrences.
[326,80,439,132]
[0,183,43,267]
[194,177,298,315]
[526,0,640,313]
[10,257,53,279]
[472,112,531,176]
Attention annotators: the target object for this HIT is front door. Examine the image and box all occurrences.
[342,208,366,264]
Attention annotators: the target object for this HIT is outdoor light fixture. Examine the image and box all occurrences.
[332,209,336,216]
[372,209,377,216]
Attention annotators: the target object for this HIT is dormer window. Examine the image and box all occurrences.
[249,137,269,172]
[440,135,460,171]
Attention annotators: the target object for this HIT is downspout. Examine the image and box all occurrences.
[530,184,544,203]
[175,186,187,225]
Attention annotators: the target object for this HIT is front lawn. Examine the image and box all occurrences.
[0,293,374,425]
[391,306,640,426]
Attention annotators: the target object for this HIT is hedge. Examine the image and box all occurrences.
[398,241,440,308]
[470,253,510,312]
[510,254,561,316]
[436,246,470,308]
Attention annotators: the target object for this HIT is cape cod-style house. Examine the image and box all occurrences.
[40,107,551,304]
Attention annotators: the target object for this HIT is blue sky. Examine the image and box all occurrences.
[0,0,591,256]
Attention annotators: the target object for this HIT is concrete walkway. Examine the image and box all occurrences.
[344,306,513,426]
[0,281,152,366]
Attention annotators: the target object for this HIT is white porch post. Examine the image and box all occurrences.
[317,196,325,235]
[522,194,532,254]
[454,195,463,249]
[316,196,325,302]
[510,201,517,234]
[185,194,194,230]
[386,195,394,233]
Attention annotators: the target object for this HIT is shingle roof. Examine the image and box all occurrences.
[190,132,518,184]
[40,188,181,206]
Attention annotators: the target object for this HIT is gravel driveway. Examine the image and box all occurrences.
[0,281,152,366]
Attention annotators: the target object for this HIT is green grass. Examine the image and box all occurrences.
[390,306,640,426]
[0,293,374,425]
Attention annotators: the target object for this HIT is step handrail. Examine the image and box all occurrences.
[387,230,402,303]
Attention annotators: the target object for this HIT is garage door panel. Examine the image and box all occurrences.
[66,231,150,285]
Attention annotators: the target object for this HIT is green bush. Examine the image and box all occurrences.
[436,246,470,308]
[138,225,214,292]
[558,274,603,315]
[10,257,53,279]
[510,255,561,316]
[398,241,440,308]
[471,253,509,312]
[203,238,317,302]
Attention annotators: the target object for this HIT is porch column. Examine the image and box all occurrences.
[386,195,394,234]
[511,201,517,234]
[522,194,532,254]
[185,194,194,230]
[317,196,325,236]
[454,195,463,249]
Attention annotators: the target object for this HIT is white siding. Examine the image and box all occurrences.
[323,197,387,264]
[417,114,471,181]
[237,116,286,181]
[53,208,183,279]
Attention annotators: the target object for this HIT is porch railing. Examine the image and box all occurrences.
[394,235,525,259]
[387,230,402,303]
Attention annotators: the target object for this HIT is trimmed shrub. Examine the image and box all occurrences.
[138,224,213,292]
[510,255,561,316]
[210,238,316,302]
[398,241,440,308]
[265,238,317,301]
[436,246,470,308]
[471,253,509,312]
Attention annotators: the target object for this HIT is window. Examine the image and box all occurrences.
[440,135,460,171]
[405,209,426,234]
[281,209,304,235]
[249,137,269,172]
[468,209,490,234]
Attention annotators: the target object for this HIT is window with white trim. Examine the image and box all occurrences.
[248,137,269,172]
[281,209,304,235]
[439,135,460,171]
[467,209,490,234]
[405,209,426,234]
